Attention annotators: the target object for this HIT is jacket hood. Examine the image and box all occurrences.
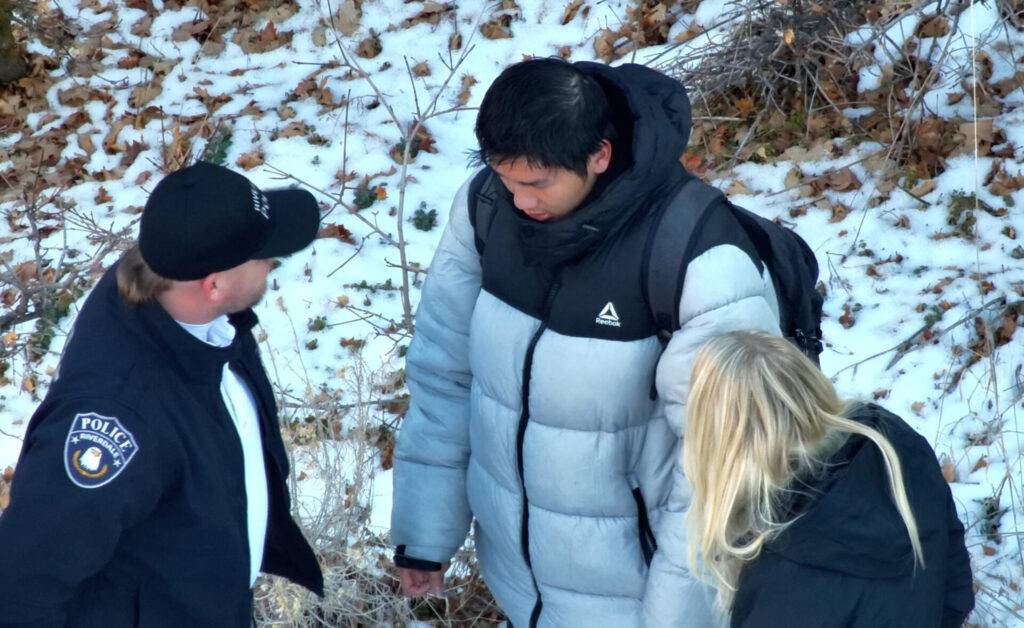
[577,61,693,187]
[512,62,693,266]
[766,406,919,579]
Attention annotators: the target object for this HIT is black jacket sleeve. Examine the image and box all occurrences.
[0,400,164,625]
[940,491,975,628]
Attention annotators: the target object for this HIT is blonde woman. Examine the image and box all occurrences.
[683,330,974,627]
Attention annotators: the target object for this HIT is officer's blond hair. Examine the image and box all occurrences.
[116,245,171,306]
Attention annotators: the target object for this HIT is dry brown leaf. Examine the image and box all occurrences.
[911,401,925,414]
[356,34,382,58]
[117,52,143,70]
[593,28,618,62]
[990,71,1024,98]
[562,0,584,24]
[784,168,802,189]
[129,82,162,109]
[449,32,462,50]
[279,121,308,138]
[192,87,231,112]
[131,15,154,37]
[95,187,112,204]
[824,167,861,191]
[734,96,755,117]
[121,141,146,169]
[35,112,61,129]
[401,2,450,28]
[260,21,278,44]
[480,18,513,39]
[319,223,355,244]
[1,466,12,483]
[915,15,949,38]
[293,79,317,100]
[201,40,226,57]
[972,456,989,473]
[457,74,477,106]
[236,152,265,170]
[312,26,328,47]
[839,304,855,328]
[58,85,106,107]
[726,180,751,196]
[333,0,361,36]
[78,132,97,155]
[910,179,936,197]
[162,127,193,171]
[960,119,994,144]
[22,376,34,394]
[930,277,955,294]
[940,456,956,483]
[14,262,38,283]
[982,545,997,556]
[829,202,850,223]
[172,19,211,43]
[783,29,794,45]
[412,61,431,77]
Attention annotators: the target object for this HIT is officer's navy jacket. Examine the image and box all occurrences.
[731,404,974,628]
[0,265,322,627]
[391,62,781,628]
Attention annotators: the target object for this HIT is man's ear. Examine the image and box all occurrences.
[199,273,222,304]
[590,139,612,175]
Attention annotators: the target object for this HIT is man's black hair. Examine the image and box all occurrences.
[471,58,617,177]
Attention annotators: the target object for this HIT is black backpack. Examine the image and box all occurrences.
[467,169,824,362]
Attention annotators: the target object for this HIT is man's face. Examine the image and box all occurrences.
[215,258,275,313]
[490,141,612,222]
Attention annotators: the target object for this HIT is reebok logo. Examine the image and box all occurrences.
[595,302,621,327]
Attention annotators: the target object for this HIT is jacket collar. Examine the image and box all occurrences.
[101,264,257,384]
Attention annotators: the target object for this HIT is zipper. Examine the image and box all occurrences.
[518,275,562,628]
[628,474,658,567]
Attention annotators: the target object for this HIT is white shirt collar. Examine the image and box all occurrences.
[177,314,236,348]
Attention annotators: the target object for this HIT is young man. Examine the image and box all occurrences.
[391,58,783,627]
[0,162,323,626]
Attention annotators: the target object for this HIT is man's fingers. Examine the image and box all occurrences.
[427,571,445,597]
[398,568,427,595]
[398,566,444,596]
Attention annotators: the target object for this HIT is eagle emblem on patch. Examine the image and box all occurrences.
[63,412,139,489]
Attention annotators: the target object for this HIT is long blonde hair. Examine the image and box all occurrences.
[116,245,171,306]
[683,330,923,611]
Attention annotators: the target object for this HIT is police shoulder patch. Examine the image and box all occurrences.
[63,412,140,489]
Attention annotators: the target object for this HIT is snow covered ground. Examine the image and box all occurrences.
[1,0,1023,625]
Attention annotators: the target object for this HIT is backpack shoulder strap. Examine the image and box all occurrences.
[467,168,500,255]
[642,175,726,343]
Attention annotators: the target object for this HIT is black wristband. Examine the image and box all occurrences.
[394,545,444,572]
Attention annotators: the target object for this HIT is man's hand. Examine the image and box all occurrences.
[398,563,450,597]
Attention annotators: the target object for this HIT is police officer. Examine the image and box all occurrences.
[0,162,323,626]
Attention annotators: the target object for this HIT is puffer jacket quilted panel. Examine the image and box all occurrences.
[394,61,784,628]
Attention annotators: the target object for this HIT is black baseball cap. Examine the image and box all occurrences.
[139,162,320,281]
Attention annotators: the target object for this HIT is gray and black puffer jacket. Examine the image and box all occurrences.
[392,62,781,628]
